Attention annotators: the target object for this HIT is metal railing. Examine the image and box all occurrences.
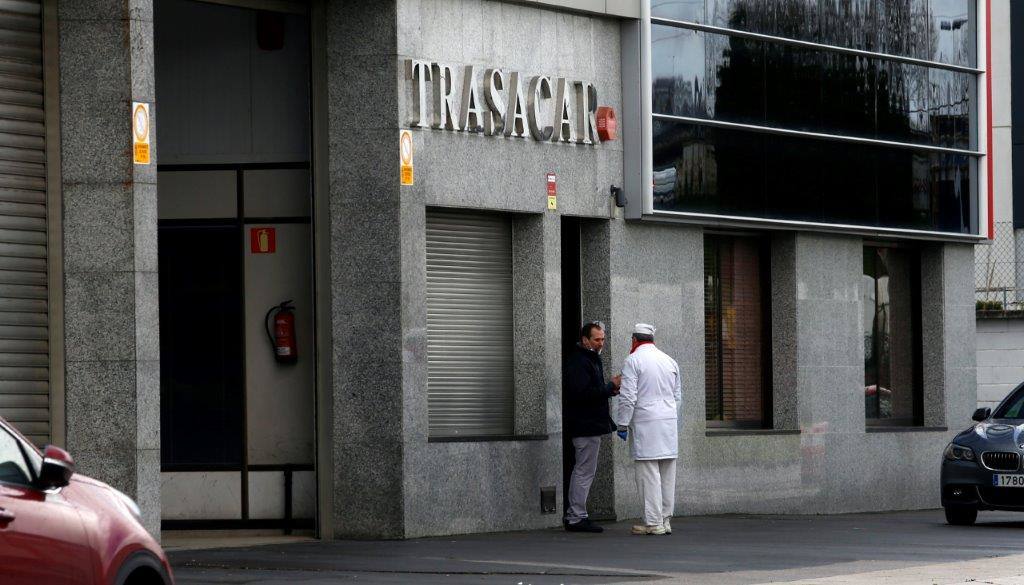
[975,222,1024,315]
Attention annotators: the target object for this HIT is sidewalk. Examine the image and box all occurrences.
[169,510,1024,584]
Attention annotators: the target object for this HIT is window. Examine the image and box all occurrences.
[425,210,514,438]
[704,234,772,428]
[0,428,33,486]
[648,0,980,235]
[862,246,923,426]
[994,383,1024,419]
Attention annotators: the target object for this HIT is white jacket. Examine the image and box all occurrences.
[613,343,682,460]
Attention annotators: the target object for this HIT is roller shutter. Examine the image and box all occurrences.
[0,1,49,445]
[426,210,513,437]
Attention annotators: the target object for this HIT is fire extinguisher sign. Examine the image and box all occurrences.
[250,227,276,254]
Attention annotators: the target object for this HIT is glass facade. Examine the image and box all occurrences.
[649,0,979,235]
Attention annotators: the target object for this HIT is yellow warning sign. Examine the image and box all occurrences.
[547,195,557,210]
[132,102,151,165]
[400,130,414,186]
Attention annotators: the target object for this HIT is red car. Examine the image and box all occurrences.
[0,417,173,584]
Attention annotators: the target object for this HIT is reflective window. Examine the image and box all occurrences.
[653,120,765,217]
[652,25,975,149]
[863,246,922,426]
[653,1,976,68]
[705,234,771,428]
[654,118,973,232]
[649,1,979,234]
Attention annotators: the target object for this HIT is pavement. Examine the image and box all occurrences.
[168,510,1024,585]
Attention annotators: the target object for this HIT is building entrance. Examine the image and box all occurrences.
[155,0,316,533]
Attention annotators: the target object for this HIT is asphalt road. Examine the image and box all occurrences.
[169,509,1024,584]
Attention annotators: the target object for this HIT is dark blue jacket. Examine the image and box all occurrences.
[564,345,616,438]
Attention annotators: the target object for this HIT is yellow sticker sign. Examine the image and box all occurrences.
[132,102,150,165]
[400,130,414,186]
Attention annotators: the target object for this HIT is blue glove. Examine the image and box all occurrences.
[617,430,628,441]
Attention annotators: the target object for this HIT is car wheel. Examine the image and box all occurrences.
[944,505,978,526]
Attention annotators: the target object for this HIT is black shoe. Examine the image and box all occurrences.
[565,518,603,533]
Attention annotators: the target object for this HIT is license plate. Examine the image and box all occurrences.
[993,474,1024,487]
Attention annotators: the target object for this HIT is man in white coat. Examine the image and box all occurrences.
[613,323,682,536]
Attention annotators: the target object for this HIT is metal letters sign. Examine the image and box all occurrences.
[406,59,604,146]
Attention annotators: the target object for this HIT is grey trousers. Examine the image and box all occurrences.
[566,435,602,523]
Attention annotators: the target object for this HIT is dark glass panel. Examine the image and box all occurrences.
[652,120,765,216]
[868,58,973,149]
[652,26,765,124]
[876,61,932,145]
[707,0,765,33]
[878,0,933,61]
[820,140,877,225]
[931,152,971,232]
[652,124,976,234]
[765,43,821,131]
[819,0,877,52]
[877,147,933,229]
[928,67,974,149]
[765,134,823,222]
[759,0,820,43]
[685,0,975,67]
[930,0,975,67]
[651,0,706,22]
[820,52,876,136]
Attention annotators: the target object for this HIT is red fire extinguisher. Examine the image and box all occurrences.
[265,300,298,364]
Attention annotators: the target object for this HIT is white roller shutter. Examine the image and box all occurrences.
[0,1,48,445]
[426,210,513,437]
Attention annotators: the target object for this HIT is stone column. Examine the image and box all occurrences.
[325,0,406,539]
[57,1,159,535]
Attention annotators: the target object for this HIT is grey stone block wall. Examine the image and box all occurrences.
[58,0,160,536]
[326,0,407,539]
[606,221,704,521]
[604,230,977,520]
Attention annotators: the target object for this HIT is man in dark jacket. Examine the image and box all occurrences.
[563,321,620,533]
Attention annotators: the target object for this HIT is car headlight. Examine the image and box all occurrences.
[111,488,142,522]
[944,443,976,462]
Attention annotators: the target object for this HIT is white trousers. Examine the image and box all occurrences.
[634,458,676,526]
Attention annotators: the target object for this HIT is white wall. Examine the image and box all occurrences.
[977,318,1024,409]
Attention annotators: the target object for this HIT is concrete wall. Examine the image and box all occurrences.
[977,318,1024,409]
[57,0,161,536]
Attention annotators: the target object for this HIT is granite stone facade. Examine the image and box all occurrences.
[57,0,160,537]
[41,0,979,540]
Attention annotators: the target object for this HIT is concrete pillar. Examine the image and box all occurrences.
[325,0,405,539]
[57,1,160,535]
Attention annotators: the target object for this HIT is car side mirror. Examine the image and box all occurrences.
[972,407,992,422]
[36,445,74,490]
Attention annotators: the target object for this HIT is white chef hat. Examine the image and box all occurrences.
[633,323,656,336]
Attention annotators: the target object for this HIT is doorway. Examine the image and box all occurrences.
[155,0,317,533]
[560,218,582,519]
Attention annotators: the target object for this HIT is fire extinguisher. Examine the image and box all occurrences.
[265,300,298,364]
